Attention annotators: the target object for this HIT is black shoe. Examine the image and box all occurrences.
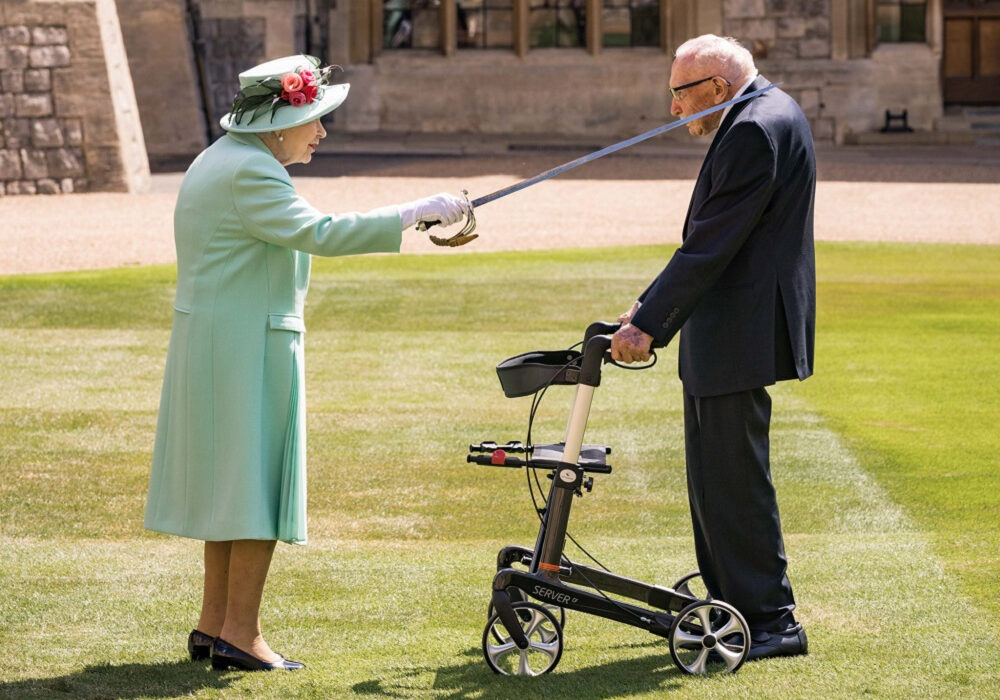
[210,638,305,672]
[188,629,214,661]
[746,626,808,661]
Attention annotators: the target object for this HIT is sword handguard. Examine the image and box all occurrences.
[429,231,479,247]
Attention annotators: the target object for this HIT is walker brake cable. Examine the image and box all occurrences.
[524,372,653,623]
[419,83,781,246]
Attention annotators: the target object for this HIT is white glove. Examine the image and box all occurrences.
[398,192,469,230]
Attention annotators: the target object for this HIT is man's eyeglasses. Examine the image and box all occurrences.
[669,75,731,100]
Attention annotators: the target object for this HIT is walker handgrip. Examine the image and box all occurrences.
[584,321,621,343]
[578,334,612,387]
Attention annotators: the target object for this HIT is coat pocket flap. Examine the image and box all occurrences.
[268,313,306,333]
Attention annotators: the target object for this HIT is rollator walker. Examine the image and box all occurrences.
[464,322,752,676]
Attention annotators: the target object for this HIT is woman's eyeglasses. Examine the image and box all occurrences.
[669,75,731,100]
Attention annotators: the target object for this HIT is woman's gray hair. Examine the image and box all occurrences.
[675,34,756,84]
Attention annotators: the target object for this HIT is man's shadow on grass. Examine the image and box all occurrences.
[353,642,683,699]
[0,660,234,699]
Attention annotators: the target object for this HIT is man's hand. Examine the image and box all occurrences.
[611,323,653,364]
[617,300,641,325]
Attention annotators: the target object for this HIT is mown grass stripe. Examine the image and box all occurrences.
[1,396,994,698]
[1,242,996,697]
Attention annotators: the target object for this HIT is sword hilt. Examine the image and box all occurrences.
[422,189,478,246]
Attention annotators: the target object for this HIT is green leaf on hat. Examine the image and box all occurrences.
[241,85,272,97]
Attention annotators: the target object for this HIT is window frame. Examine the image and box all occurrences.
[369,0,670,57]
[874,0,929,44]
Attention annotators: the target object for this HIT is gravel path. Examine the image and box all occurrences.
[2,146,997,275]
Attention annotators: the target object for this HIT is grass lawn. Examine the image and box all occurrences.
[0,242,996,699]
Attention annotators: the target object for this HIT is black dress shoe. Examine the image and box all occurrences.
[210,638,305,672]
[188,629,214,661]
[746,626,808,661]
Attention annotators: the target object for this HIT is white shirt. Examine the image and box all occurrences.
[720,72,759,126]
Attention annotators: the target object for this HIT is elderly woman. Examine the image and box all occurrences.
[143,55,469,672]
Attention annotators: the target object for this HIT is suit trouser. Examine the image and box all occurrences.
[683,387,798,634]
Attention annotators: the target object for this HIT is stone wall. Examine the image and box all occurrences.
[723,0,833,60]
[116,0,207,159]
[195,0,306,139]
[0,0,149,196]
[785,43,943,141]
[719,0,942,140]
[0,23,83,194]
[337,50,674,140]
[199,15,268,135]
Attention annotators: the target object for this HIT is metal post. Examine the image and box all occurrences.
[562,385,595,464]
[535,384,595,577]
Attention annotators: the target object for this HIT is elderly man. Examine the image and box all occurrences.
[611,34,814,661]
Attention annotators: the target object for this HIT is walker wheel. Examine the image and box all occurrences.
[482,601,563,676]
[671,571,709,600]
[487,590,565,643]
[668,600,749,675]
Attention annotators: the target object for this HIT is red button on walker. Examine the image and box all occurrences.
[491,449,507,465]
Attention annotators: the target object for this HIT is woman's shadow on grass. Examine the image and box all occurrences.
[353,643,684,700]
[0,660,235,699]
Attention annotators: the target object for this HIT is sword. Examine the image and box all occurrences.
[421,82,780,246]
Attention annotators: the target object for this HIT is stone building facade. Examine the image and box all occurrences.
[4,0,996,188]
[113,0,998,159]
[0,0,149,195]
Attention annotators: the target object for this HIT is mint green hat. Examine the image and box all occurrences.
[220,55,349,133]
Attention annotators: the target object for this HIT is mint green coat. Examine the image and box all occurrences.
[144,132,402,545]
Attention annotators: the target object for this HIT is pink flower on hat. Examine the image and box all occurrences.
[281,72,304,93]
[227,56,341,127]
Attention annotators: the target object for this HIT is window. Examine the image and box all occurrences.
[383,0,440,49]
[458,0,514,48]
[529,0,586,48]
[602,0,659,48]
[876,0,926,43]
[377,0,663,54]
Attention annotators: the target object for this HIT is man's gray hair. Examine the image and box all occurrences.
[675,34,756,84]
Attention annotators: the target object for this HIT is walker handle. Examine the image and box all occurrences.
[584,321,621,344]
[579,333,612,387]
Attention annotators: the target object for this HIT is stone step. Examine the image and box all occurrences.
[943,105,1000,118]
[845,130,978,146]
[934,104,1000,142]
[935,116,1000,132]
[936,123,1000,133]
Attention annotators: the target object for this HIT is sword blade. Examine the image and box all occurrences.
[470,82,780,209]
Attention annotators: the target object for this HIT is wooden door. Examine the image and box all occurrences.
[943,1,1000,104]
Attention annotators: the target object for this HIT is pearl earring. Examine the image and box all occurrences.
[278,134,284,142]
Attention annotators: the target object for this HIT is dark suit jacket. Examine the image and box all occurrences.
[631,76,816,398]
